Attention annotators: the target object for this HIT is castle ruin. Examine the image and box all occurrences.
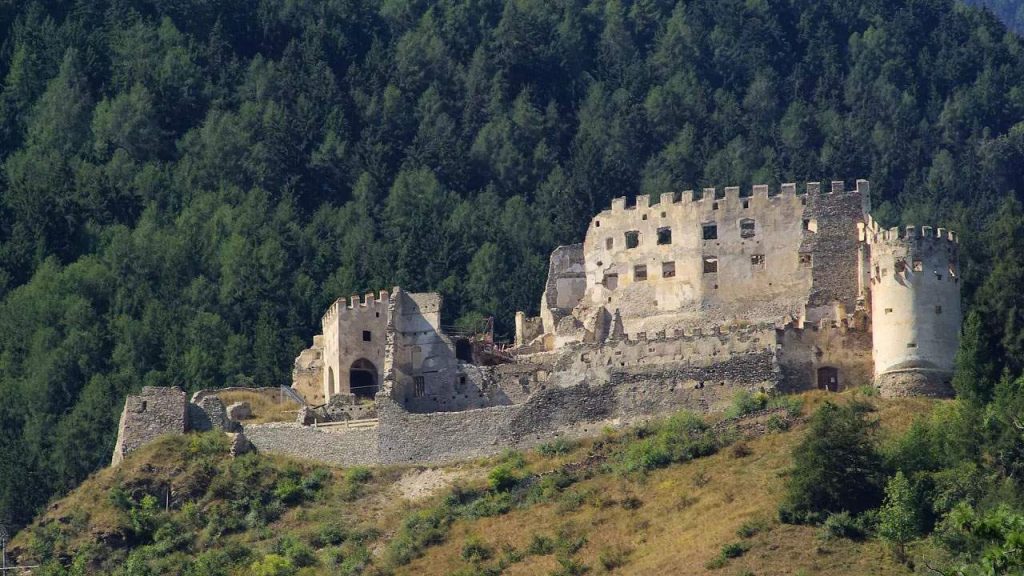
[113,179,962,466]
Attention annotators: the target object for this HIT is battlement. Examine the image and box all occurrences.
[322,289,391,325]
[607,179,869,212]
[864,214,958,244]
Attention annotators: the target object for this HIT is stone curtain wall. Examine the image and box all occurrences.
[243,423,380,466]
[799,180,870,316]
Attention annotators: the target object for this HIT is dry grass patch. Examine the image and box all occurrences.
[216,389,300,423]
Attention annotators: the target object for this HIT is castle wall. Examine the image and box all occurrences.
[243,423,379,466]
[868,222,961,397]
[321,291,389,401]
[571,181,867,340]
[111,387,189,465]
[775,321,874,392]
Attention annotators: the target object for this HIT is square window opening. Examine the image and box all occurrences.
[750,254,765,268]
[662,261,676,278]
[740,218,756,239]
[703,257,718,274]
[625,231,640,249]
[702,223,718,240]
[634,265,647,281]
[657,227,672,245]
[362,330,372,342]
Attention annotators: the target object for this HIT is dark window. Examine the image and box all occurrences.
[625,231,640,248]
[935,305,942,314]
[413,376,425,397]
[362,330,372,342]
[702,223,718,240]
[595,220,600,227]
[634,265,647,281]
[740,218,756,238]
[662,261,676,278]
[657,227,672,245]
[742,200,749,209]
[603,273,618,290]
[606,237,613,249]
[642,214,648,220]
[799,253,812,267]
[703,257,718,274]
[751,254,765,268]
[885,308,893,314]
[895,260,906,273]
[907,343,917,348]
[817,367,839,392]
[712,202,719,210]
[141,401,147,412]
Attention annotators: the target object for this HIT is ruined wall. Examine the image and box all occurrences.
[376,348,777,465]
[571,182,866,340]
[111,387,189,465]
[243,423,380,466]
[291,334,325,404]
[868,220,961,397]
[539,244,586,336]
[321,291,389,400]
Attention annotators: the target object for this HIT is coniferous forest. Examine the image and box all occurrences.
[1,0,1024,552]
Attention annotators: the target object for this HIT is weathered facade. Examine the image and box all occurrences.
[114,179,962,469]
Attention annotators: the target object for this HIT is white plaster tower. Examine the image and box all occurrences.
[866,217,961,397]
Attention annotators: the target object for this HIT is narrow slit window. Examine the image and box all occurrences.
[657,227,672,245]
[634,265,647,281]
[605,237,613,250]
[625,231,640,249]
[702,223,718,240]
[935,305,942,314]
[703,257,718,274]
[907,343,917,348]
[740,218,756,238]
[662,261,676,278]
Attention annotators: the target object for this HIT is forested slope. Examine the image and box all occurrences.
[963,0,1024,34]
[2,0,1024,533]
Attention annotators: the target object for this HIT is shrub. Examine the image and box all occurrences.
[767,394,803,417]
[765,414,790,432]
[310,522,347,548]
[551,556,590,576]
[538,438,574,456]
[779,402,884,524]
[617,411,719,475]
[527,533,555,556]
[736,518,769,538]
[461,537,494,563]
[730,442,752,458]
[598,545,632,570]
[878,471,920,559]
[819,511,867,541]
[488,464,521,492]
[720,541,750,558]
[249,554,296,576]
[726,390,769,418]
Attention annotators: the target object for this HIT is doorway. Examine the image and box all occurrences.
[817,366,839,392]
[350,359,378,400]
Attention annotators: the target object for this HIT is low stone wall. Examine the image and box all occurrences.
[876,369,954,398]
[191,387,296,405]
[243,423,380,466]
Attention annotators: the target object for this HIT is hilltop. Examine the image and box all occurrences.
[11,390,941,575]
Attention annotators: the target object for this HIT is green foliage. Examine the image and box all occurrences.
[878,471,920,558]
[488,464,522,492]
[779,402,885,524]
[725,390,768,418]
[249,554,296,576]
[616,411,721,475]
[938,504,1024,575]
[818,511,869,541]
[537,438,575,456]
[460,536,494,563]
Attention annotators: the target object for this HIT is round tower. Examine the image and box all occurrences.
[866,219,961,397]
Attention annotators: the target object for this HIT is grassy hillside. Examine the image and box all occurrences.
[11,390,941,576]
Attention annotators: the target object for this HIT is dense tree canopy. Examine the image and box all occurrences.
[1,0,1024,533]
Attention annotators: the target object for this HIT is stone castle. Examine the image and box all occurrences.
[113,179,962,466]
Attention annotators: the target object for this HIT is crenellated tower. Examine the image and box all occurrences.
[865,217,961,397]
[320,290,391,401]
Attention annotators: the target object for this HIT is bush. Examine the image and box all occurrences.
[617,411,720,475]
[460,537,494,563]
[765,414,790,432]
[720,541,750,558]
[779,402,884,524]
[736,518,769,538]
[488,464,521,492]
[725,390,769,418]
[767,395,803,417]
[538,438,575,456]
[310,522,347,548]
[527,533,555,556]
[819,511,867,541]
[598,545,632,570]
[249,554,296,576]
[730,442,752,458]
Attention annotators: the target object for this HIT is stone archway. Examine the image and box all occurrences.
[350,358,378,400]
